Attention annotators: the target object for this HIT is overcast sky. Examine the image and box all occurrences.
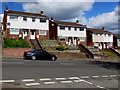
[0,1,119,34]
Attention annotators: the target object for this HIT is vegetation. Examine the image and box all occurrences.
[56,45,69,51]
[4,38,30,48]
[100,50,117,57]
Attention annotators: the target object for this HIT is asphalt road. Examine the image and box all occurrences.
[2,58,120,89]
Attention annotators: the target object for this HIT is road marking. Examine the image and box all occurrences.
[101,75,109,78]
[55,78,66,80]
[26,83,40,86]
[74,79,85,82]
[96,85,105,89]
[0,80,15,83]
[68,77,80,80]
[80,76,89,78]
[40,78,51,81]
[44,82,56,84]
[61,81,73,83]
[83,80,94,85]
[110,75,117,77]
[92,76,100,78]
[22,79,35,82]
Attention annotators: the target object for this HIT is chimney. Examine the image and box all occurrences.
[5,6,8,11]
[51,17,54,21]
[40,11,44,15]
[76,20,79,23]
[102,27,105,30]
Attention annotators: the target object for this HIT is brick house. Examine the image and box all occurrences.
[113,34,120,49]
[49,20,87,46]
[86,28,113,49]
[2,6,50,41]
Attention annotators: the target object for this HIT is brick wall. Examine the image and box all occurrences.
[2,48,32,57]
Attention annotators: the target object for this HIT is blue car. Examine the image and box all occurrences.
[23,49,57,61]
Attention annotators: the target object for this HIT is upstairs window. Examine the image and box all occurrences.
[108,34,111,37]
[60,26,65,30]
[40,18,47,23]
[68,26,71,30]
[32,17,36,22]
[10,16,18,20]
[23,16,27,21]
[80,27,84,31]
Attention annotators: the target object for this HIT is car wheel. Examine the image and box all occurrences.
[31,56,36,60]
[51,56,56,61]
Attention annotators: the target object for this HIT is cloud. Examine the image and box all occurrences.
[0,14,3,23]
[22,1,94,20]
[86,6,118,33]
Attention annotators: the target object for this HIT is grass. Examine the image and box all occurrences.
[100,50,117,57]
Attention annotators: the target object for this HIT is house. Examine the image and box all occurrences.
[49,19,87,46]
[2,6,50,40]
[113,34,120,49]
[86,28,113,49]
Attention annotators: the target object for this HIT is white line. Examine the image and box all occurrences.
[44,82,56,84]
[40,78,51,81]
[96,85,105,89]
[83,80,94,85]
[80,76,89,78]
[74,79,85,82]
[22,79,35,82]
[102,75,109,78]
[110,75,117,77]
[55,78,66,80]
[26,83,40,86]
[68,77,80,80]
[92,76,100,78]
[61,81,73,83]
[0,80,15,83]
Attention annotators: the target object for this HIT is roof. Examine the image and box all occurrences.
[114,34,120,39]
[87,28,113,34]
[5,10,49,18]
[53,20,85,27]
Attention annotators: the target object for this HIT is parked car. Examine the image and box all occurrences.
[23,49,57,61]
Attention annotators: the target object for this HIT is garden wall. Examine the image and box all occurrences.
[2,48,32,57]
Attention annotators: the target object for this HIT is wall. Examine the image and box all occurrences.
[58,26,86,38]
[7,15,49,30]
[3,48,32,57]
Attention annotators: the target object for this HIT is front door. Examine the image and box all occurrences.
[30,30,35,39]
[23,29,28,39]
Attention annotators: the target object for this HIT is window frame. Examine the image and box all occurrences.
[39,30,47,35]
[10,28,19,34]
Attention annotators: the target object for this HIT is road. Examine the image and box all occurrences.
[2,58,120,89]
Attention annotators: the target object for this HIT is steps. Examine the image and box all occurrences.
[40,40,59,50]
[86,46,104,59]
[30,39,42,49]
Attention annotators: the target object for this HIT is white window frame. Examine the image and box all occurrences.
[39,30,47,35]
[10,28,19,34]
[9,16,18,20]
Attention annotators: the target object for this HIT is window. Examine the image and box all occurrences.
[40,30,46,35]
[32,17,36,22]
[108,34,111,37]
[68,26,71,30]
[74,27,77,31]
[60,26,65,30]
[80,27,84,31]
[23,16,27,21]
[10,28,19,34]
[79,37,85,42]
[10,16,18,20]
[40,18,47,22]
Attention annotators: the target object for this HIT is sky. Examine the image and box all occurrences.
[0,0,119,34]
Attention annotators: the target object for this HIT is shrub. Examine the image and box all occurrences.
[56,45,69,51]
[4,38,30,48]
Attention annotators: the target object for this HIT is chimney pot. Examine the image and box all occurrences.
[76,20,79,23]
[102,27,105,30]
[5,6,8,10]
[40,11,44,15]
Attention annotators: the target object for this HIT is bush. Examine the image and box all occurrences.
[56,45,69,51]
[4,38,30,48]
